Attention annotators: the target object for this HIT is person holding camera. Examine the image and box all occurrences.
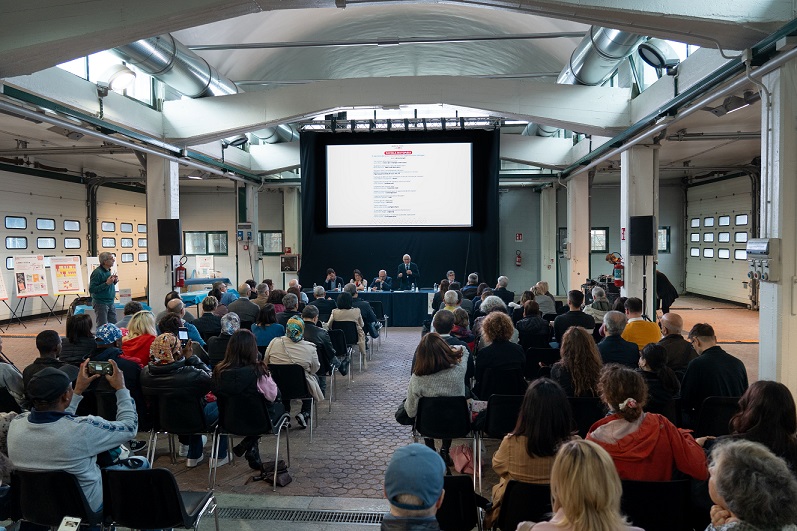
[89,251,119,326]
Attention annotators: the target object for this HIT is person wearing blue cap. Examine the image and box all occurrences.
[382,443,446,530]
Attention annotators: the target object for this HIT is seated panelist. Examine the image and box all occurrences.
[371,270,393,291]
[323,268,344,291]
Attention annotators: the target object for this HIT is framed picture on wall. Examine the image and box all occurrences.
[280,254,299,272]
[259,231,283,255]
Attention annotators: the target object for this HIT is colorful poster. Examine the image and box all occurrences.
[49,256,85,295]
[13,255,49,297]
[0,275,7,301]
[119,288,132,305]
[196,256,214,278]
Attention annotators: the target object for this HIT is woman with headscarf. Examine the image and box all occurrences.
[264,317,324,429]
[207,312,240,367]
[140,333,229,468]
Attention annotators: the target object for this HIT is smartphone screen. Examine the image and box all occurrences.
[178,327,189,345]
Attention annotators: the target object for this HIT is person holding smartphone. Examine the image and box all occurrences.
[89,252,118,326]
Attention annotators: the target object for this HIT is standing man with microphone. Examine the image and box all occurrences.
[396,254,421,291]
[89,251,118,325]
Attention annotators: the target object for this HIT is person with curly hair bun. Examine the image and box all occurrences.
[587,364,708,482]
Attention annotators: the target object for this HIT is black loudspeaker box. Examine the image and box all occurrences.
[629,215,656,256]
[157,218,182,256]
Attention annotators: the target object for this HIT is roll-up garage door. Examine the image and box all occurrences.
[685,177,753,305]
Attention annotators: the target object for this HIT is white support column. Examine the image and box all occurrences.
[620,146,659,318]
[540,185,558,294]
[145,155,179,309]
[758,60,797,389]
[237,183,261,284]
[282,188,300,289]
[567,174,590,293]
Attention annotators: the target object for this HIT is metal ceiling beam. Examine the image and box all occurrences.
[666,131,760,141]
[0,146,135,157]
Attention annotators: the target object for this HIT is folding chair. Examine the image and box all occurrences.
[12,469,102,527]
[475,394,524,492]
[314,343,336,411]
[331,320,364,372]
[328,328,352,386]
[695,396,740,437]
[103,468,219,531]
[494,480,552,531]
[568,396,606,438]
[437,475,485,531]
[620,479,692,531]
[269,363,318,442]
[413,396,475,486]
[369,300,388,340]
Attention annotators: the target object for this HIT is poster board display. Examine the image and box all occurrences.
[119,288,132,305]
[196,256,214,278]
[13,255,49,297]
[49,256,85,295]
[0,275,7,301]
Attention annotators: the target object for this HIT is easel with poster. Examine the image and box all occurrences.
[0,274,13,332]
[11,255,50,329]
[47,256,86,325]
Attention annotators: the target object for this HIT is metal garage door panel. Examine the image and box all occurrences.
[96,188,148,299]
[685,177,752,305]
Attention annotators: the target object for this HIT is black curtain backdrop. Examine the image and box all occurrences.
[299,129,500,289]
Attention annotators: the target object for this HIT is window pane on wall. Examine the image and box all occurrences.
[718,216,731,226]
[64,220,81,231]
[690,233,699,242]
[184,233,207,255]
[5,258,13,270]
[657,227,670,253]
[138,253,148,262]
[101,237,116,248]
[690,248,700,257]
[703,233,714,242]
[101,222,115,232]
[691,218,700,228]
[37,237,56,249]
[121,238,133,248]
[37,218,55,230]
[138,238,147,248]
[120,223,133,233]
[5,217,26,229]
[735,232,748,243]
[718,232,730,243]
[137,224,147,233]
[5,237,27,249]
[718,249,731,259]
[590,229,608,252]
[64,238,81,249]
[735,249,747,260]
[704,217,715,227]
[120,253,134,263]
[735,214,748,226]
[208,233,228,254]
[703,248,714,258]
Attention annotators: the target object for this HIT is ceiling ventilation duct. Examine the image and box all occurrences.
[251,125,300,144]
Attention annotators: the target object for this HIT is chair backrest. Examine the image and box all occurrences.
[479,368,527,400]
[328,328,348,359]
[0,387,21,413]
[647,398,680,426]
[526,347,560,370]
[331,320,359,346]
[568,396,606,438]
[314,343,332,375]
[319,313,331,324]
[102,468,188,529]
[695,396,740,437]
[436,475,479,531]
[415,396,471,440]
[216,389,273,436]
[518,329,551,351]
[369,300,385,318]
[142,387,208,435]
[620,479,691,531]
[483,394,524,438]
[269,363,311,401]
[496,480,552,531]
[12,469,100,526]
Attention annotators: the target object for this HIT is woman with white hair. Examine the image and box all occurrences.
[583,286,612,324]
[707,439,797,530]
[473,295,508,338]
[532,285,556,317]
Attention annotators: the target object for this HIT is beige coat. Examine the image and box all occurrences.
[264,336,324,402]
[324,307,366,356]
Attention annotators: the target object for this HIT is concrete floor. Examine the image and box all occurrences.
[0,294,761,530]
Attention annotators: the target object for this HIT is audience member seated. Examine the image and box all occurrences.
[263,278,274,291]
[597,311,640,368]
[264,317,324,429]
[637,343,680,419]
[473,312,525,399]
[583,286,612,324]
[370,269,393,292]
[164,298,206,347]
[323,268,345,291]
[22,330,79,387]
[228,283,260,325]
[193,296,223,340]
[308,285,337,316]
[421,310,473,391]
[486,379,578,528]
[461,273,479,300]
[267,289,287,313]
[473,284,491,312]
[220,284,240,308]
[706,440,797,531]
[156,290,195,324]
[351,269,368,291]
[276,293,302,327]
[431,280,450,314]
[59,314,96,365]
[516,440,644,531]
[92,324,124,361]
[441,289,458,313]
[209,286,229,317]
[449,283,473,315]
[516,301,551,350]
[213,330,281,471]
[620,297,660,349]
[703,380,797,473]
[657,312,697,380]
[141,333,227,467]
[531,285,556,317]
[0,409,18,484]
[404,333,468,465]
[587,364,708,481]
[550,328,601,397]
[493,276,515,305]
[446,270,457,285]
[382,443,446,530]
[207,313,240,367]
[681,323,748,427]
[120,310,158,367]
[252,303,285,351]
[324,292,367,368]
[252,283,270,308]
[245,279,258,299]
[450,308,476,352]
[552,290,595,346]
[345,283,379,339]
[286,286,306,312]
[536,281,558,307]
[116,301,144,330]
[510,290,534,324]
[288,279,309,305]
[302,305,346,395]
[473,295,510,339]
[0,359,24,410]
[8,361,143,515]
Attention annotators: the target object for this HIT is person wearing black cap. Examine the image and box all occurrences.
[8,360,141,515]
[382,443,446,530]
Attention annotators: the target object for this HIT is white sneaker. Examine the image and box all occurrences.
[178,444,190,457]
[186,454,204,468]
[209,454,230,468]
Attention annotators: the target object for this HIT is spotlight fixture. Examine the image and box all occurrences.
[638,38,680,73]
[102,64,137,92]
[703,90,761,117]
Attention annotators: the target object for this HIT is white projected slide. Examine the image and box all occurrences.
[326,142,473,228]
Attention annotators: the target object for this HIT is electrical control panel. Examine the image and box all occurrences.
[747,238,780,283]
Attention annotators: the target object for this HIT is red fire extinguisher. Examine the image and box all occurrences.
[174,256,187,288]
[515,250,522,267]
[606,252,624,287]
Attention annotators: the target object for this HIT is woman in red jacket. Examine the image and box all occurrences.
[120,310,158,367]
[586,364,708,482]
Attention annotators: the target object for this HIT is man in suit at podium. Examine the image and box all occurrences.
[396,254,421,291]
